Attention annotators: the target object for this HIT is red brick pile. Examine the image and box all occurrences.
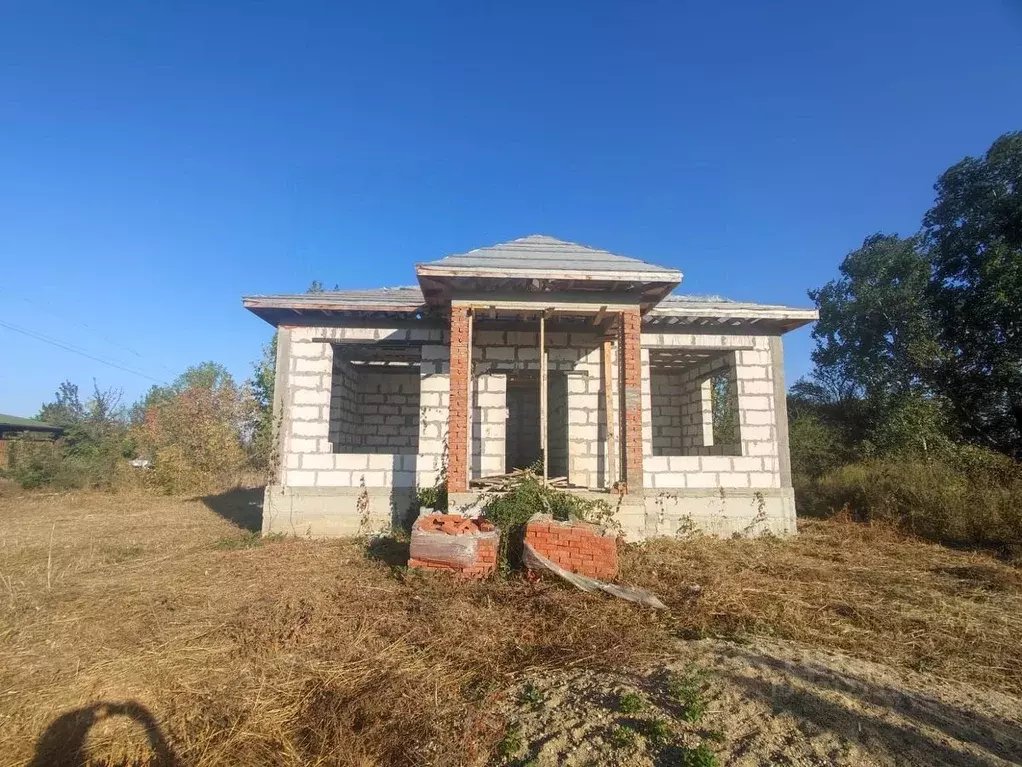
[408,514,499,578]
[413,514,496,535]
[524,517,619,580]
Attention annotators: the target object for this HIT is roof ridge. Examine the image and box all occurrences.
[418,234,679,275]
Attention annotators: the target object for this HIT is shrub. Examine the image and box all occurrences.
[482,471,615,571]
[667,668,708,724]
[797,450,1022,552]
[133,364,250,494]
[608,723,636,749]
[4,440,60,489]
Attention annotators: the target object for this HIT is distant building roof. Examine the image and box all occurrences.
[0,414,63,437]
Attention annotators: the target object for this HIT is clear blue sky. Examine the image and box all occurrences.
[2,1,1021,416]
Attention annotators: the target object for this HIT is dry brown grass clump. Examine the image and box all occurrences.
[1,486,1020,765]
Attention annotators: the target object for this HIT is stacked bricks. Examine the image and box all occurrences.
[408,514,499,578]
[524,516,618,580]
[280,325,446,489]
[447,307,470,493]
[351,371,420,452]
[620,307,644,492]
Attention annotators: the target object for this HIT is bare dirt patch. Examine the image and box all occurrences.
[1,485,1020,766]
[501,639,1022,766]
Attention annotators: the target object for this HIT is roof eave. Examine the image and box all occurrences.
[414,264,682,283]
[243,297,427,313]
[646,306,818,333]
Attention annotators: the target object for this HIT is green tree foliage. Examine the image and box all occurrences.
[924,132,1022,455]
[795,131,1022,461]
[132,363,249,492]
[7,380,131,489]
[38,381,86,426]
[248,333,277,467]
[792,132,1022,550]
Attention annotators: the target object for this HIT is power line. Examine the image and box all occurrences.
[0,319,167,384]
[0,287,179,376]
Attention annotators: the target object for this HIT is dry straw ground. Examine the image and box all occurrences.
[0,483,1020,766]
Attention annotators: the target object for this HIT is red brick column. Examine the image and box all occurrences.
[447,307,470,494]
[620,307,644,493]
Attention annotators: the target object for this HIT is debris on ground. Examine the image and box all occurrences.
[471,467,571,489]
[525,541,667,609]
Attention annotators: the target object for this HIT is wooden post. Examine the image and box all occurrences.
[602,337,616,488]
[539,313,548,486]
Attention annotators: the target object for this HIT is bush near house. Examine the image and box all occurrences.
[3,363,260,494]
[794,453,1022,555]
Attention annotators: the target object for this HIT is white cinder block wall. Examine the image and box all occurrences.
[640,335,782,490]
[267,324,794,539]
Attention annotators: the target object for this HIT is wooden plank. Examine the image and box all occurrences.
[539,313,548,486]
[451,294,640,313]
[602,337,616,489]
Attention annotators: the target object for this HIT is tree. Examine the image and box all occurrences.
[799,234,945,455]
[924,131,1022,456]
[808,233,937,404]
[38,381,86,427]
[249,334,277,466]
[18,380,130,489]
[131,363,249,492]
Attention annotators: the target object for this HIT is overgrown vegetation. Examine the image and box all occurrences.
[790,131,1022,553]
[480,470,616,571]
[1,492,1020,765]
[3,361,268,495]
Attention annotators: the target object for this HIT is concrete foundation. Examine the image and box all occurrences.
[262,485,416,537]
[448,486,796,541]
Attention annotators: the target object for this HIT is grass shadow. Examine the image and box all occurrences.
[366,536,410,567]
[200,486,264,533]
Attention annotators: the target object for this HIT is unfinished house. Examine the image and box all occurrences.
[243,235,817,539]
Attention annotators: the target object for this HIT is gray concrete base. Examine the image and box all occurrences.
[637,487,796,540]
[262,485,416,537]
[449,486,796,541]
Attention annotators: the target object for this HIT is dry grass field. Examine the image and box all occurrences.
[1,483,1021,766]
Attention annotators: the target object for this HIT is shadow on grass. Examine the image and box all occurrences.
[722,647,1022,767]
[29,700,176,767]
[366,536,410,567]
[200,486,264,533]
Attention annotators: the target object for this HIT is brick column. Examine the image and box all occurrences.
[620,307,644,492]
[447,307,470,493]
